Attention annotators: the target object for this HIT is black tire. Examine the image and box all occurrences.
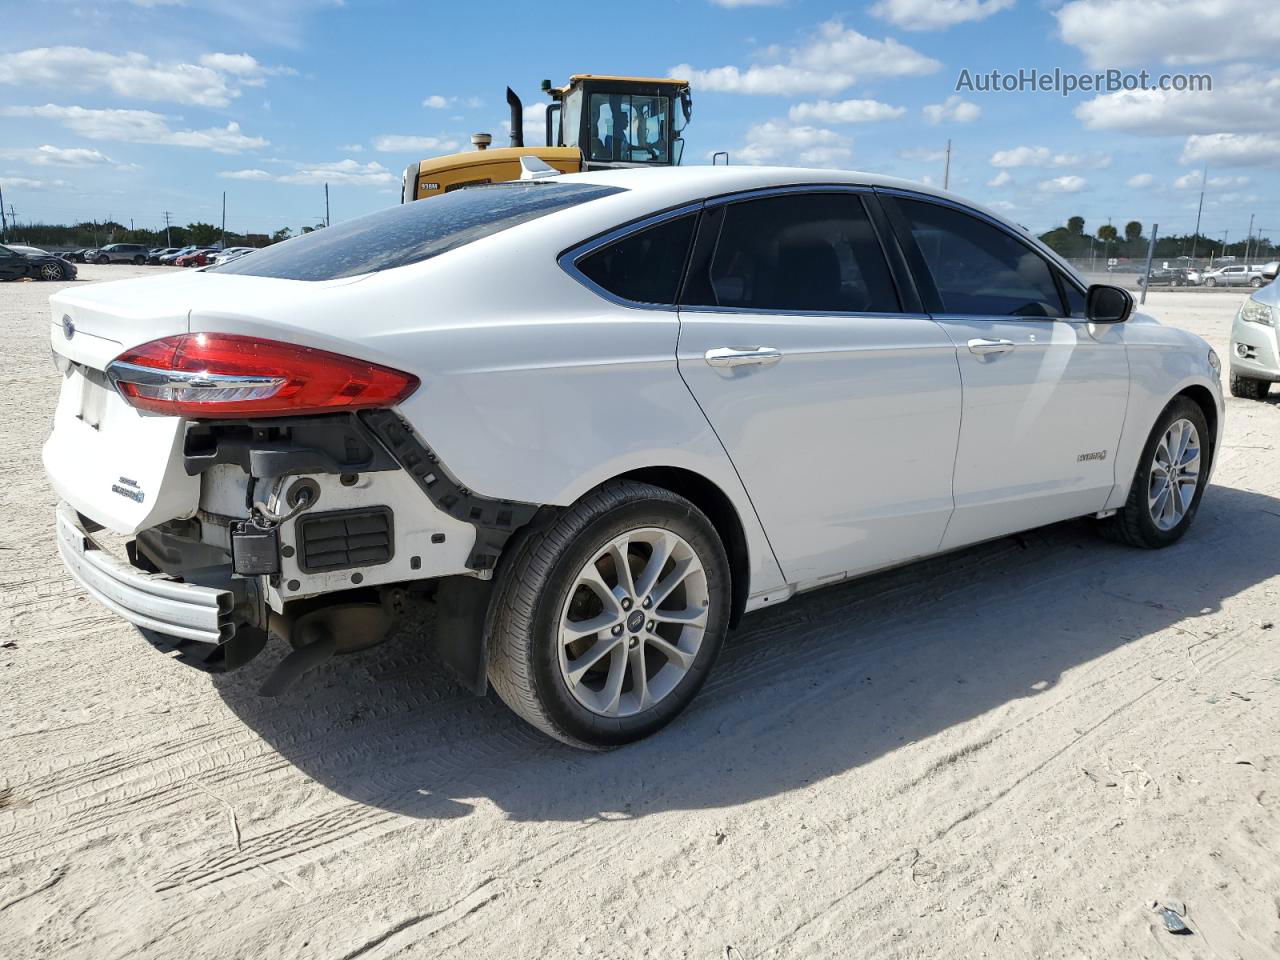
[1100,396,1210,549]
[1229,373,1270,400]
[1204,277,1216,288]
[132,254,145,265]
[487,480,731,749]
[1250,277,1264,288]
[95,255,109,264]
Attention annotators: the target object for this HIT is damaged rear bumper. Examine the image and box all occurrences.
[55,502,237,645]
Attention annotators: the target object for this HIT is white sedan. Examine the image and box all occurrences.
[43,166,1223,748]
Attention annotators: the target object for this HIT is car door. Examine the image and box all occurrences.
[675,189,962,586]
[0,245,26,280]
[882,192,1128,550]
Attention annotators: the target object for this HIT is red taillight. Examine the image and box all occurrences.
[107,333,419,418]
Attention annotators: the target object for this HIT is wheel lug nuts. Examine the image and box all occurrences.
[612,624,623,636]
[647,620,655,631]
[642,597,651,609]
[629,636,639,648]
[621,598,632,611]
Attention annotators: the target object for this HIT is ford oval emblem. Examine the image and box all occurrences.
[62,315,75,340]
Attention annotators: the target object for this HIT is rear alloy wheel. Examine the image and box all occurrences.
[1205,277,1216,288]
[1251,277,1264,288]
[39,262,63,281]
[487,480,730,749]
[1229,373,1271,400]
[1101,397,1209,548]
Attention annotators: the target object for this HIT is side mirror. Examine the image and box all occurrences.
[1086,283,1133,324]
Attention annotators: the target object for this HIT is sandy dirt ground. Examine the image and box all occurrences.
[2,265,1278,959]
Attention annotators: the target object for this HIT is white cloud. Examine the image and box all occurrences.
[1180,132,1280,167]
[988,199,1018,212]
[1038,175,1086,193]
[218,168,273,180]
[29,144,118,167]
[422,95,451,109]
[733,120,853,167]
[1,104,268,152]
[1173,171,1201,189]
[338,143,364,152]
[871,0,1015,31]
[0,47,291,108]
[1057,0,1280,68]
[923,95,981,124]
[988,145,1106,169]
[1126,173,1154,188]
[372,134,461,153]
[987,170,1013,187]
[0,175,68,190]
[990,145,1051,167]
[788,98,905,124]
[1075,67,1280,136]
[278,159,397,186]
[1174,169,1251,188]
[671,19,940,96]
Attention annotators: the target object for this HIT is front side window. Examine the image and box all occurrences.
[683,193,900,314]
[211,182,623,281]
[574,213,696,305]
[899,198,1064,317]
[587,94,669,164]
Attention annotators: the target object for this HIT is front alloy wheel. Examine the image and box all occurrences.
[1100,396,1210,548]
[39,262,63,281]
[487,480,730,749]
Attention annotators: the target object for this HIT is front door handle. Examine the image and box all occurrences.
[967,338,1016,356]
[704,346,783,368]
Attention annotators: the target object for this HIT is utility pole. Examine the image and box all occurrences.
[1190,163,1207,262]
[324,183,330,227]
[162,210,172,247]
[943,140,951,191]
[0,183,6,242]
[1140,223,1159,306]
[1244,213,1255,264]
[220,191,226,249]
[130,218,134,232]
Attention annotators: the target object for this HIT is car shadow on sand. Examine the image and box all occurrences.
[209,483,1280,822]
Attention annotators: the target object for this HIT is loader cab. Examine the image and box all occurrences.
[546,76,692,170]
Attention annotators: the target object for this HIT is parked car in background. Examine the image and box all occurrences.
[210,246,255,265]
[90,243,151,265]
[63,249,89,263]
[43,167,1224,748]
[1203,264,1265,288]
[159,246,198,265]
[0,243,77,281]
[1138,267,1198,288]
[1228,282,1280,400]
[1261,261,1278,283]
[148,248,179,264]
[174,248,218,267]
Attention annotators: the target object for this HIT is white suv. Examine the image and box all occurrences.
[43,167,1224,748]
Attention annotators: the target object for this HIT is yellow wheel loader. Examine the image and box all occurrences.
[401,75,693,202]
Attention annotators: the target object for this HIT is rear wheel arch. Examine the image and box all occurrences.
[616,466,750,628]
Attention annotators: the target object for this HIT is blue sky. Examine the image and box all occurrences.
[2,0,1277,243]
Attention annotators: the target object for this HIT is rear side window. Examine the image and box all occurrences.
[574,213,696,305]
[898,198,1064,317]
[683,193,900,313]
[211,182,623,281]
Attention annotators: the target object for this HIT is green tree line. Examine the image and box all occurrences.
[2,220,298,250]
[1039,216,1275,261]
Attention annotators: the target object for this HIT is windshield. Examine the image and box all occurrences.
[586,93,670,164]
[211,181,623,281]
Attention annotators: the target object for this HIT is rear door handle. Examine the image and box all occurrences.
[967,338,1016,356]
[704,346,783,368]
